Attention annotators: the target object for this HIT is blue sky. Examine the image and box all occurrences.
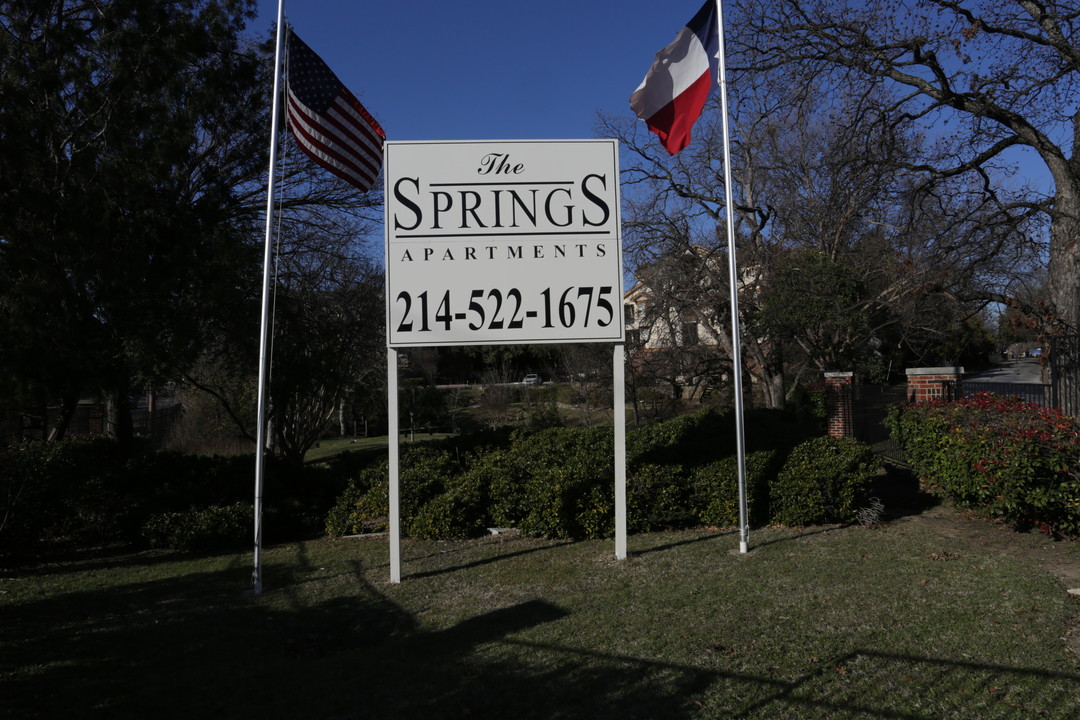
[252,0,1052,195]
[253,0,689,144]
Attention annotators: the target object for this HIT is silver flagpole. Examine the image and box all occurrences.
[253,0,286,595]
[715,0,749,553]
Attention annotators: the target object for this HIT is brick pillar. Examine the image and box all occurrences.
[824,371,856,438]
[905,367,965,403]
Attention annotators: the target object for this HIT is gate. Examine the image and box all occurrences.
[852,384,907,463]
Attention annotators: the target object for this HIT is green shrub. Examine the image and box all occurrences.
[479,450,525,528]
[324,446,461,537]
[627,408,817,471]
[322,411,858,541]
[142,502,252,552]
[887,393,1080,536]
[511,427,614,539]
[407,463,495,540]
[0,438,131,547]
[691,450,778,528]
[399,447,460,516]
[770,437,878,526]
[124,451,252,526]
[627,463,692,532]
[324,461,389,537]
[627,410,719,468]
[516,465,615,539]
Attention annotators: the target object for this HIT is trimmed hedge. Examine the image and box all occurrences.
[509,427,614,539]
[408,462,494,539]
[770,437,877,526]
[142,502,252,553]
[1,437,348,551]
[323,461,391,537]
[324,409,878,541]
[1,409,877,551]
[691,450,780,528]
[887,392,1080,536]
[628,463,692,533]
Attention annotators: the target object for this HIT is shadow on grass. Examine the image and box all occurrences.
[749,525,847,550]
[0,541,199,579]
[633,528,737,556]
[4,548,1079,719]
[873,462,940,521]
[727,649,1080,719]
[405,537,571,580]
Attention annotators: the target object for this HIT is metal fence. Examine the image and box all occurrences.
[851,384,907,463]
[1,401,181,446]
[943,334,1079,418]
[953,381,1052,408]
[1050,334,1079,418]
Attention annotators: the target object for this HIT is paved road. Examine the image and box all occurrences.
[964,359,1045,384]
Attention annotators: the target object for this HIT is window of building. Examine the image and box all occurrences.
[681,321,699,346]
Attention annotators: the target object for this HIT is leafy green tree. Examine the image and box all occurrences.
[930,314,996,369]
[756,250,875,374]
[1,0,383,455]
[0,0,265,447]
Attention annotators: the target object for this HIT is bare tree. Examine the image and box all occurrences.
[603,10,1043,405]
[739,0,1076,331]
[267,198,384,465]
[179,161,386,461]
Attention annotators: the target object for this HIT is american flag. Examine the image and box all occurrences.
[286,30,385,192]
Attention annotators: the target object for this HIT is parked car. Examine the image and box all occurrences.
[522,373,541,385]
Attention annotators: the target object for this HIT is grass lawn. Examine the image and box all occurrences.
[3,520,1079,719]
[303,433,457,463]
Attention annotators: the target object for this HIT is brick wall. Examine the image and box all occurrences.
[905,367,964,403]
[824,372,855,438]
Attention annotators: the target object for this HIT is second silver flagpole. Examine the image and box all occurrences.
[715,0,749,554]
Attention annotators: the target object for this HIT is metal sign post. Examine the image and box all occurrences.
[614,343,627,560]
[388,347,401,583]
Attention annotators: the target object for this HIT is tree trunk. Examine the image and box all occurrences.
[47,390,80,442]
[1049,188,1080,332]
[744,338,786,410]
[759,369,786,410]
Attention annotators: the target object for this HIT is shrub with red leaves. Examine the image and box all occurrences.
[887,393,1080,537]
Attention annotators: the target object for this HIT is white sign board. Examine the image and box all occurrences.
[384,140,624,347]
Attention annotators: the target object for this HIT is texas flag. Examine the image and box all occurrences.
[630,1,720,155]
